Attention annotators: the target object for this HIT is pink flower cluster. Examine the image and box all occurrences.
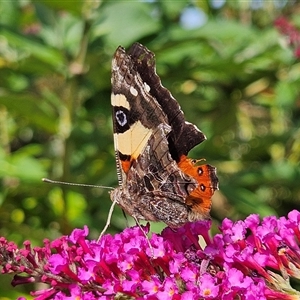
[275,17,300,58]
[1,211,300,299]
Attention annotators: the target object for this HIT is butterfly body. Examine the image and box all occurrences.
[110,43,218,228]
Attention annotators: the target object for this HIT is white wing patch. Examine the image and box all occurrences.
[111,93,130,110]
[113,121,152,159]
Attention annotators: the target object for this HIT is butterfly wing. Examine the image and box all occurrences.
[110,43,218,227]
[128,43,206,162]
[111,45,168,185]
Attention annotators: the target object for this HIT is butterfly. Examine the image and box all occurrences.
[110,43,218,228]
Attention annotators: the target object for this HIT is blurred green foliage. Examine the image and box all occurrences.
[1,0,300,297]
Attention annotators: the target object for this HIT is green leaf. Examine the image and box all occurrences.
[94,2,161,46]
[0,94,57,133]
[0,27,64,69]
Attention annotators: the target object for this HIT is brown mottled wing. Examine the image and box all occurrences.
[110,123,207,228]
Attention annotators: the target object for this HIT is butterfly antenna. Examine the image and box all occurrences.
[42,178,114,190]
[43,178,116,239]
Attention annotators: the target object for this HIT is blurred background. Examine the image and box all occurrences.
[1,0,300,297]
